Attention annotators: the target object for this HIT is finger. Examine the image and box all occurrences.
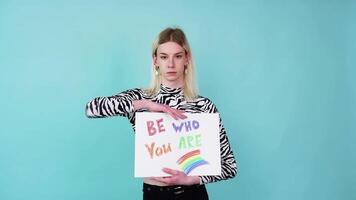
[152,177,169,184]
[167,108,187,120]
[177,109,186,114]
[161,105,186,120]
[163,107,179,120]
[175,110,187,119]
[162,168,179,176]
[167,110,179,120]
[152,176,175,185]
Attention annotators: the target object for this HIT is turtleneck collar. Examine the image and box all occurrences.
[160,84,183,94]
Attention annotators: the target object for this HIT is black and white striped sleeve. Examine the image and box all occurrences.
[199,100,237,184]
[85,88,143,118]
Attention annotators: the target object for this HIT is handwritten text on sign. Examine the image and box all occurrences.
[135,113,221,177]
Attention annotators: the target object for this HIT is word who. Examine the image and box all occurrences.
[172,120,200,133]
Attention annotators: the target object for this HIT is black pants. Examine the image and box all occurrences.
[143,183,209,200]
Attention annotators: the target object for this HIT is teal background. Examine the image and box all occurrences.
[0,0,355,199]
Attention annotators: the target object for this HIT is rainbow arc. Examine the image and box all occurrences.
[177,149,209,174]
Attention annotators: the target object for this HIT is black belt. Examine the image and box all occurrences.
[143,183,203,195]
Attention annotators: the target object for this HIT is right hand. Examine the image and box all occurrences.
[133,100,187,120]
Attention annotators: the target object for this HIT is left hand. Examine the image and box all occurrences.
[152,168,200,186]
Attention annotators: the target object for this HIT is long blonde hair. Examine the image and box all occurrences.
[145,27,198,101]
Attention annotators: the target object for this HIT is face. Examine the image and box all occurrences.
[153,41,190,88]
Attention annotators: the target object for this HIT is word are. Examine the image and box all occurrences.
[145,142,172,159]
[178,134,202,149]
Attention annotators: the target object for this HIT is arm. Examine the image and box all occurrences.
[198,101,237,184]
[85,88,143,118]
[151,100,237,186]
[86,88,187,119]
[199,116,237,184]
[133,100,187,120]
[152,117,237,186]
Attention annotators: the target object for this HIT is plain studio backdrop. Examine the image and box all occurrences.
[0,0,355,199]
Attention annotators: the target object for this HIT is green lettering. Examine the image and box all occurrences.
[187,135,194,148]
[195,134,202,147]
[179,136,186,149]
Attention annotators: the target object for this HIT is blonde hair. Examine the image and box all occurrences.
[145,27,198,101]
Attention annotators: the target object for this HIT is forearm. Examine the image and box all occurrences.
[132,99,151,111]
[200,148,237,184]
[85,88,143,118]
[85,96,134,118]
[199,117,237,184]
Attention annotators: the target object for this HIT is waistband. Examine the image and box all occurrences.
[143,183,204,195]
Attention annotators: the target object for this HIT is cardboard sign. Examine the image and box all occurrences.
[134,112,221,177]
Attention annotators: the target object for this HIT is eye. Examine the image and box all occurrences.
[176,55,183,59]
[160,56,167,60]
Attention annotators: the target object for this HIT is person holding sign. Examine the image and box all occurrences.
[85,27,237,200]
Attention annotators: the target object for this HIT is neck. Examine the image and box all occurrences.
[161,80,184,89]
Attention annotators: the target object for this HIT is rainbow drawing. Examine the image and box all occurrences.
[177,149,209,175]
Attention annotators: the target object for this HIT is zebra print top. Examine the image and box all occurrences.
[85,84,237,184]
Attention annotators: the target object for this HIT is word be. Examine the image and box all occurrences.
[146,118,165,136]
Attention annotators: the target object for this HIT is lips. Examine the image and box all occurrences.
[166,72,177,75]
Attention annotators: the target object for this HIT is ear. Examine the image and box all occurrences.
[152,55,157,66]
[186,52,191,65]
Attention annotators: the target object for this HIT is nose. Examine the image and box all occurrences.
[168,57,174,68]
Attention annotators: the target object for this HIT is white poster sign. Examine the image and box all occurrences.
[135,112,221,177]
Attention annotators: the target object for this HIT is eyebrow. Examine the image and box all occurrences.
[158,51,185,55]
